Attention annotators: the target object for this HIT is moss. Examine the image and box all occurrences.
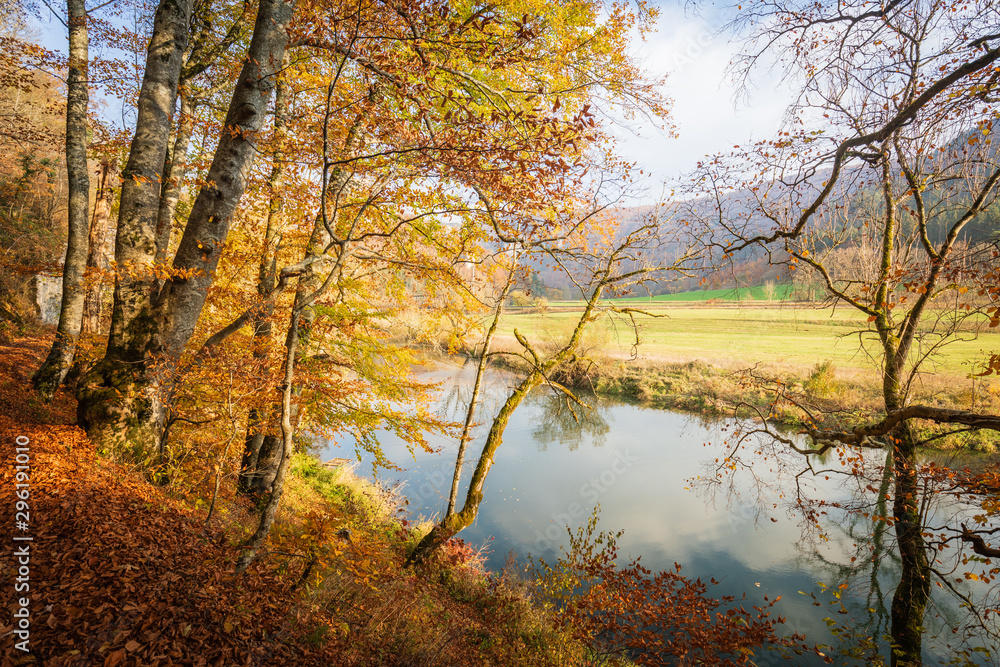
[303,623,330,647]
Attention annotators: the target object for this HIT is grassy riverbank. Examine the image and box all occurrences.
[489,305,1000,451]
[0,336,593,667]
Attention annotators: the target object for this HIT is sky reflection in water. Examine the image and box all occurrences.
[320,363,985,665]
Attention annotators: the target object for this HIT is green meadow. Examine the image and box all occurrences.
[553,284,799,307]
[500,304,998,378]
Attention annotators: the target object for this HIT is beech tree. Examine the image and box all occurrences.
[75,0,295,459]
[30,0,89,397]
[69,0,670,483]
[685,1,1000,664]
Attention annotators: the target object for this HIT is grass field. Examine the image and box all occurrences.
[555,285,798,306]
[499,305,999,379]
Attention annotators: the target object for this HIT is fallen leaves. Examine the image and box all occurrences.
[0,337,335,666]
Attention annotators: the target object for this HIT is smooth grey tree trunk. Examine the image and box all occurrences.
[33,0,90,399]
[155,94,197,264]
[155,0,298,359]
[76,0,192,456]
[77,0,297,463]
[241,65,288,497]
[106,0,192,358]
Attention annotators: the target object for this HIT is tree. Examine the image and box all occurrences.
[74,0,670,480]
[685,1,1000,663]
[196,0,667,568]
[407,217,695,566]
[76,0,295,461]
[30,0,89,398]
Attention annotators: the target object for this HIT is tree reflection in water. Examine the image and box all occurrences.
[698,424,1000,665]
[531,391,610,452]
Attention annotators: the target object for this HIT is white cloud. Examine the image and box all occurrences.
[608,3,796,199]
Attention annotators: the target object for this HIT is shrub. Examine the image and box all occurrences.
[804,360,839,398]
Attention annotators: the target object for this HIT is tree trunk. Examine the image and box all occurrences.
[155,0,297,359]
[234,89,373,564]
[885,379,930,667]
[32,0,89,399]
[236,309,301,573]
[155,93,197,264]
[408,280,606,567]
[445,265,514,517]
[408,368,545,565]
[76,0,192,457]
[77,0,297,464]
[240,65,288,497]
[82,159,114,335]
[889,424,929,667]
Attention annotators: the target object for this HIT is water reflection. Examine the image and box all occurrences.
[531,391,610,451]
[319,365,994,665]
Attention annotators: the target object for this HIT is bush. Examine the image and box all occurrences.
[804,360,839,398]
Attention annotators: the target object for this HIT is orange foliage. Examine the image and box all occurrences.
[532,509,828,666]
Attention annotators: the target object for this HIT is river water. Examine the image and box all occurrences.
[318,362,992,665]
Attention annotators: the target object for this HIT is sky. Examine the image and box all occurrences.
[608,2,797,200]
[28,0,797,203]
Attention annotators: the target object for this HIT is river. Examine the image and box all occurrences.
[318,362,992,665]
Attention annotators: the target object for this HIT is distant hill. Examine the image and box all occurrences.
[525,126,1000,300]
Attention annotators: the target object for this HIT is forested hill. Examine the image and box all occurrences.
[527,134,1000,299]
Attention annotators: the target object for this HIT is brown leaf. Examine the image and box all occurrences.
[104,649,126,667]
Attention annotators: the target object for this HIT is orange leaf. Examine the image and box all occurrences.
[104,649,126,667]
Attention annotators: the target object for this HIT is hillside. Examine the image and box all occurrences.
[0,336,584,667]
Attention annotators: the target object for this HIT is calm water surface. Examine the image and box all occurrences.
[319,363,990,665]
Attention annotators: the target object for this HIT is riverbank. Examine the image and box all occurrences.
[484,338,1000,452]
[0,335,589,666]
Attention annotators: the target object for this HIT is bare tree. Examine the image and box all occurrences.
[683,2,1000,664]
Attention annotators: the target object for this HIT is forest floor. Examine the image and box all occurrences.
[0,335,585,667]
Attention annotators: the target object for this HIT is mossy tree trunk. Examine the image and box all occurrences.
[445,263,515,518]
[406,226,669,566]
[75,0,193,457]
[77,0,297,466]
[33,0,90,399]
[406,296,602,566]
